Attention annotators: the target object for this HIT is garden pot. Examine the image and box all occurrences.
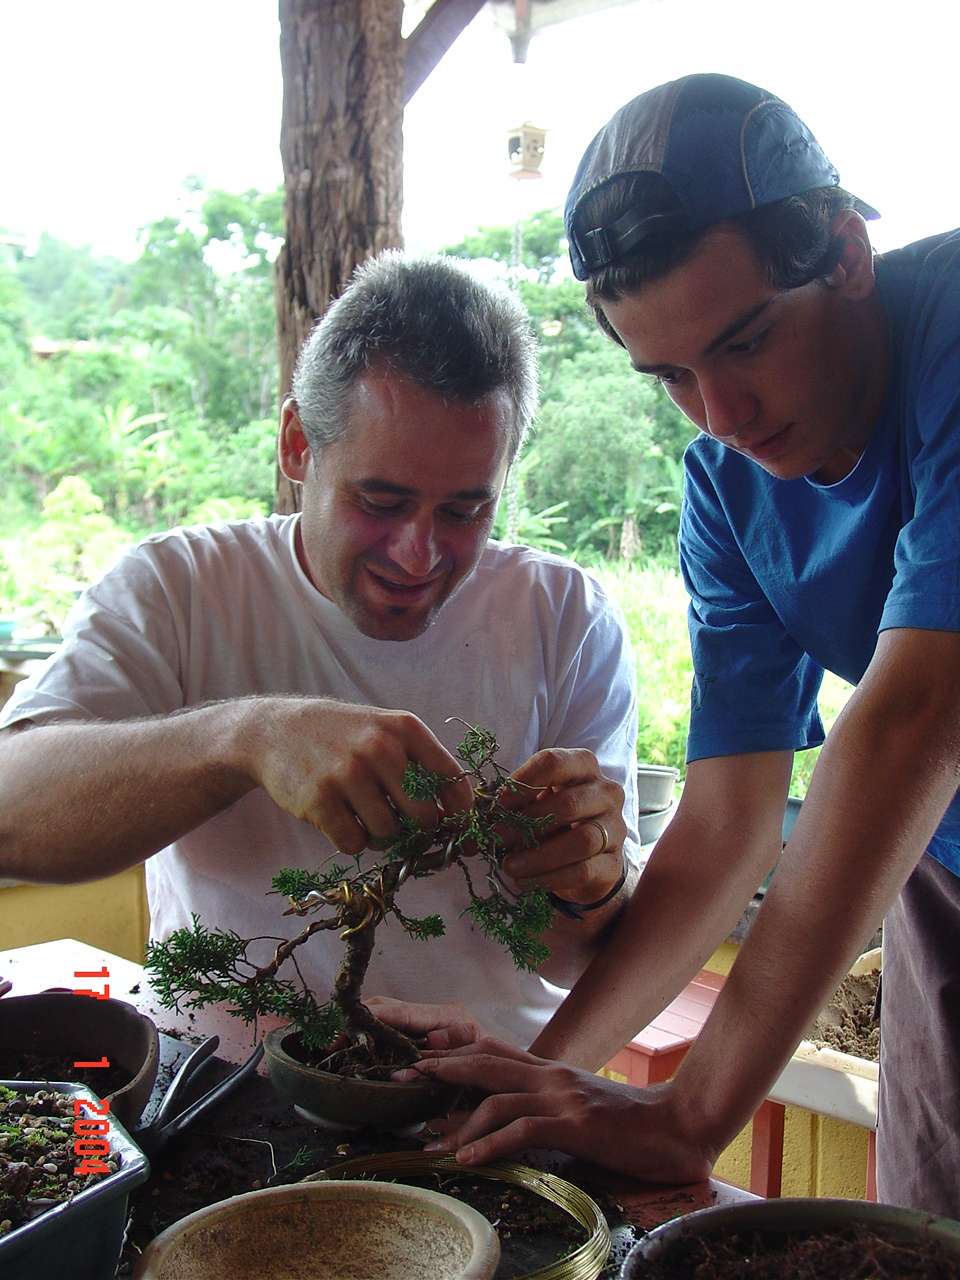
[620,1196,960,1277]
[263,1024,451,1131]
[133,1178,500,1279]
[0,1080,150,1280]
[0,991,159,1128]
[636,764,678,811]
[636,802,675,846]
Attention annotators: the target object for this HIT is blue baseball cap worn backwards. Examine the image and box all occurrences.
[565,72,879,282]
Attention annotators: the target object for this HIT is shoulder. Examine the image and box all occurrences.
[473,540,621,621]
[107,514,295,585]
[77,515,297,623]
[877,229,960,339]
[876,228,960,286]
[129,514,294,565]
[681,435,769,538]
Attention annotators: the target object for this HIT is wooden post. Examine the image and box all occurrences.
[274,0,405,514]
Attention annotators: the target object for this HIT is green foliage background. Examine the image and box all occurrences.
[0,193,851,793]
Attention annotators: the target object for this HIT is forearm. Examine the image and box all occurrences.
[0,705,255,882]
[671,655,960,1159]
[532,808,779,1069]
[537,854,641,988]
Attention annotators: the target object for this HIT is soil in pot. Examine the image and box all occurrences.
[631,1221,957,1278]
[810,971,880,1061]
[263,1026,460,1131]
[632,1218,960,1280]
[0,1049,133,1096]
[0,1084,120,1236]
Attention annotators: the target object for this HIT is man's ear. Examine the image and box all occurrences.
[825,209,876,300]
[278,399,311,482]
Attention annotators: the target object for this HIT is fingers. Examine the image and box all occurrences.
[425,1095,562,1165]
[492,751,627,901]
[365,997,482,1048]
[395,1038,548,1088]
[498,746,607,803]
[254,701,475,852]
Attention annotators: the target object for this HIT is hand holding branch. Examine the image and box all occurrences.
[496,748,628,907]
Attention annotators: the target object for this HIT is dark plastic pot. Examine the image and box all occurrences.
[0,991,159,1128]
[620,1197,960,1276]
[263,1025,450,1130]
[0,1080,150,1280]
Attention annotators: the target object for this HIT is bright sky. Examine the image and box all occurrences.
[2,0,956,263]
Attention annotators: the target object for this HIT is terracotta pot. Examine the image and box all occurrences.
[263,1024,450,1130]
[620,1197,960,1276]
[133,1179,500,1279]
[0,991,158,1128]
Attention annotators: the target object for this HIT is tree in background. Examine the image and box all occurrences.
[0,184,282,543]
[274,0,405,514]
[444,210,696,562]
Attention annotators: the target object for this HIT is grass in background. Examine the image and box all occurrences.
[598,560,854,799]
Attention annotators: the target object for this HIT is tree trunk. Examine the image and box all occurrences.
[274,0,405,514]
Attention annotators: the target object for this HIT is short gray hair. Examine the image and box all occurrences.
[291,251,539,461]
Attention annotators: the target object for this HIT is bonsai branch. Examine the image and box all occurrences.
[146,723,554,1077]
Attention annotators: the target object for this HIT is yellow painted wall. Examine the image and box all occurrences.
[1,669,150,964]
[0,866,149,964]
[705,940,870,1197]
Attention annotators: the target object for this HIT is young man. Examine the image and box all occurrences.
[402,74,960,1218]
[0,252,641,1048]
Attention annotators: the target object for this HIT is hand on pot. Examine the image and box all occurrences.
[394,1036,714,1184]
[365,995,487,1051]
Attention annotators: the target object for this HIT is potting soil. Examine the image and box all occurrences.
[632,1221,957,1278]
[810,972,880,1061]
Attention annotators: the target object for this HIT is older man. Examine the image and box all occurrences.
[402,75,960,1219]
[0,252,640,1046]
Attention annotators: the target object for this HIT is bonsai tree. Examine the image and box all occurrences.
[145,723,553,1077]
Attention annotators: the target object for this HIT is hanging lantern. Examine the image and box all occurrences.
[507,122,546,179]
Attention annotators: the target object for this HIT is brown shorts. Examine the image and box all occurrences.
[877,852,960,1218]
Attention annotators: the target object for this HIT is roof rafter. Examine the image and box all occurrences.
[403,0,487,103]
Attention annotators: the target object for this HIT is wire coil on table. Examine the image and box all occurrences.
[306,1149,612,1280]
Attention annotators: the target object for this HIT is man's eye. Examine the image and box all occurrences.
[728,329,768,356]
[646,369,681,388]
[442,506,484,524]
[360,497,404,515]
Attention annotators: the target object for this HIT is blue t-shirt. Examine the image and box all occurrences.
[680,229,960,876]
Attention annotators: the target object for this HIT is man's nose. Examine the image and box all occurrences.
[387,516,442,578]
[698,375,759,440]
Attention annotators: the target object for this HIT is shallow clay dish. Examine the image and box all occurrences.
[133,1179,500,1280]
[263,1024,449,1130]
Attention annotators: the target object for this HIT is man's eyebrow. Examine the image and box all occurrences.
[630,299,775,375]
[356,479,496,501]
[702,299,774,355]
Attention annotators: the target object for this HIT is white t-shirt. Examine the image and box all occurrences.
[3,515,639,1044]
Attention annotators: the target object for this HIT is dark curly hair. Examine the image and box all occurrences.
[574,172,856,346]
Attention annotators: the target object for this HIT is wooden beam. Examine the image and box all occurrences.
[403,0,487,103]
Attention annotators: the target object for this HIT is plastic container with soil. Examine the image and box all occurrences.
[0,1079,150,1280]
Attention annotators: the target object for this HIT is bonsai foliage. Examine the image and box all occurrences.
[145,723,553,1076]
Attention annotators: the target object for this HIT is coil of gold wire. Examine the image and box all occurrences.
[305,1149,611,1280]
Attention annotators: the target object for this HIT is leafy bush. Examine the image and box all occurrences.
[599,561,854,797]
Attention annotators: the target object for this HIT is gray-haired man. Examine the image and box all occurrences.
[0,252,641,1047]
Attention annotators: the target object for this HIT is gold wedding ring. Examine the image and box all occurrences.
[586,819,609,855]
